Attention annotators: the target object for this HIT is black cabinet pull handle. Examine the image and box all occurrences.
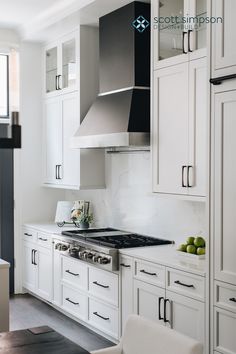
[39,237,47,242]
[33,250,37,266]
[55,165,58,180]
[31,249,34,265]
[58,165,62,180]
[174,280,195,288]
[164,299,171,324]
[158,297,164,321]
[66,298,79,306]
[120,263,131,268]
[210,74,236,85]
[66,270,79,277]
[55,75,58,90]
[140,269,157,276]
[229,298,236,303]
[58,75,62,90]
[188,30,193,52]
[182,166,187,188]
[93,312,109,321]
[25,233,32,237]
[182,32,188,54]
[187,166,193,188]
[93,281,109,289]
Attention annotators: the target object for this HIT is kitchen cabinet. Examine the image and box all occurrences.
[35,246,52,301]
[214,89,236,286]
[43,92,105,190]
[211,0,236,79]
[43,27,105,190]
[44,32,79,97]
[153,0,207,70]
[134,279,165,325]
[22,228,52,302]
[152,57,207,196]
[120,256,134,333]
[165,290,205,344]
[214,307,236,354]
[22,240,37,292]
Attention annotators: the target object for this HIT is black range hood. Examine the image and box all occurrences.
[71,1,150,149]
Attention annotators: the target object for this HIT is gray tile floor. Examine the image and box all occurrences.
[10,294,114,352]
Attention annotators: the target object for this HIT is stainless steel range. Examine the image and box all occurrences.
[54,228,172,272]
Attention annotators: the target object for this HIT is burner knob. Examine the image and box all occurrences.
[69,247,79,257]
[61,244,69,251]
[93,255,102,263]
[87,253,94,260]
[99,257,110,265]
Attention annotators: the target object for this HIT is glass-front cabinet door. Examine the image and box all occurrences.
[153,0,207,69]
[45,46,58,94]
[62,38,77,91]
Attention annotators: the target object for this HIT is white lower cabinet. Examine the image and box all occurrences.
[89,298,119,339]
[120,255,134,333]
[35,246,52,301]
[134,279,165,325]
[165,290,205,344]
[22,240,37,292]
[62,285,88,322]
[214,307,236,354]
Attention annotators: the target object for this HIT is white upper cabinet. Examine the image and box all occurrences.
[153,0,207,69]
[212,0,236,79]
[44,32,79,97]
[152,57,207,197]
[214,89,236,286]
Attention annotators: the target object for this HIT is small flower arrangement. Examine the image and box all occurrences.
[72,212,93,229]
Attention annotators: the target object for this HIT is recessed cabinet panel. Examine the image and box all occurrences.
[22,241,36,292]
[134,279,165,325]
[62,38,76,90]
[120,256,134,334]
[212,0,236,77]
[46,47,58,94]
[152,63,189,194]
[214,90,236,285]
[166,291,205,344]
[35,246,52,301]
[214,307,236,354]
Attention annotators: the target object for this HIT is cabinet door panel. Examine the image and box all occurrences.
[212,0,236,77]
[214,90,236,285]
[35,246,52,301]
[166,290,205,345]
[120,256,134,333]
[61,93,80,187]
[188,57,207,196]
[43,97,63,184]
[152,63,189,194]
[22,241,36,292]
[134,280,165,325]
[214,307,236,354]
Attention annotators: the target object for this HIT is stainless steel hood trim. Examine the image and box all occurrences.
[99,86,150,97]
[71,132,150,149]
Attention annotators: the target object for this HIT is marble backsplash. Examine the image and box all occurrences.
[66,152,206,244]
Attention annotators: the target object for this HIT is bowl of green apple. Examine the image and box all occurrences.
[177,236,206,261]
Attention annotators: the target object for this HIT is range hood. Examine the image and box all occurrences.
[71,1,150,149]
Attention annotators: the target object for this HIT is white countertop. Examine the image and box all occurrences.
[121,244,206,276]
[0,259,10,269]
[24,223,206,276]
[24,222,79,235]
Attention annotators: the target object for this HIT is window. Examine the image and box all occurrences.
[0,54,9,118]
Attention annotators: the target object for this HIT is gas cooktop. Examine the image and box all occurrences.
[61,228,172,249]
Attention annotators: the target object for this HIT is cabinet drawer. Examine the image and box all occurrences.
[62,256,88,291]
[62,285,88,321]
[135,260,165,288]
[23,227,37,242]
[214,307,236,354]
[89,267,118,307]
[166,268,205,301]
[37,232,51,248]
[215,281,236,313]
[89,298,119,339]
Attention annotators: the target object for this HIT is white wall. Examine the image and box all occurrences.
[14,41,65,293]
[66,152,206,244]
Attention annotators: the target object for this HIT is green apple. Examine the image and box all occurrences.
[194,237,205,248]
[197,247,206,256]
[186,237,195,245]
[187,245,197,254]
[177,244,187,252]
